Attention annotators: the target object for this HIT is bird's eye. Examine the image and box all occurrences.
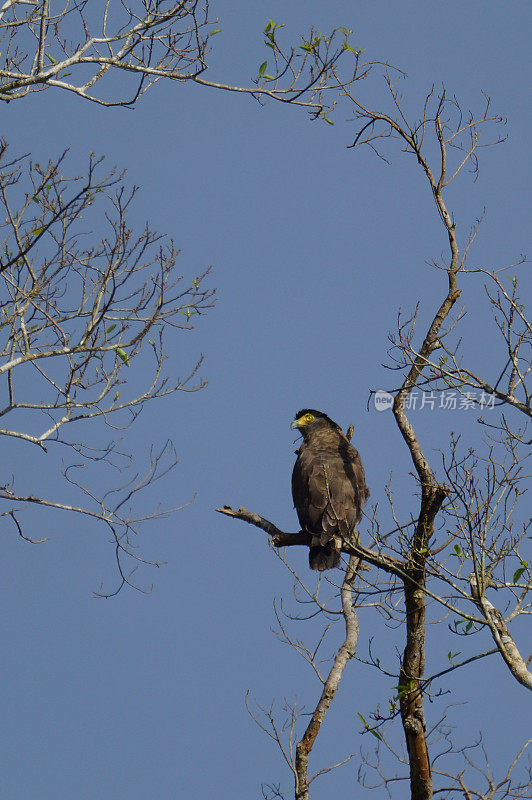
[304,413,314,422]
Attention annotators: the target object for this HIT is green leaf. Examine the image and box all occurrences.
[513,564,527,584]
[31,227,43,237]
[45,53,57,64]
[394,680,415,697]
[114,391,119,401]
[465,620,474,632]
[115,347,130,366]
[453,543,463,557]
[447,651,461,662]
[106,324,117,334]
[356,712,382,741]
[258,61,267,77]
[322,116,334,125]
[209,28,221,36]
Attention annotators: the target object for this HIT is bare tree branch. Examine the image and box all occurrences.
[0,144,214,590]
[294,555,361,800]
[0,5,366,111]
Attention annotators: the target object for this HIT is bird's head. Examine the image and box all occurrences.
[290,409,341,439]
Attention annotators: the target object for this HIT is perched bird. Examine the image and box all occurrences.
[291,409,369,571]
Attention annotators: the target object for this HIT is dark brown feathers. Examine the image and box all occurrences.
[291,410,368,571]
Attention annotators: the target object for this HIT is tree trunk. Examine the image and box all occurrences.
[399,577,432,800]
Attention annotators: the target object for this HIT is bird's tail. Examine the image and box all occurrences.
[309,544,341,571]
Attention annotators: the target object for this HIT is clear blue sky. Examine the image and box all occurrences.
[1,2,530,798]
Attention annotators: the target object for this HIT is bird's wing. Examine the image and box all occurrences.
[293,448,358,544]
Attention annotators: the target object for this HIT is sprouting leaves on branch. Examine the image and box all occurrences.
[0,2,364,112]
[0,142,214,593]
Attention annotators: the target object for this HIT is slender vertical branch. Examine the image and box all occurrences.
[294,555,361,800]
[36,0,49,74]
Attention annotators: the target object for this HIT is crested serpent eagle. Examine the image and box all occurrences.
[291,409,369,571]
